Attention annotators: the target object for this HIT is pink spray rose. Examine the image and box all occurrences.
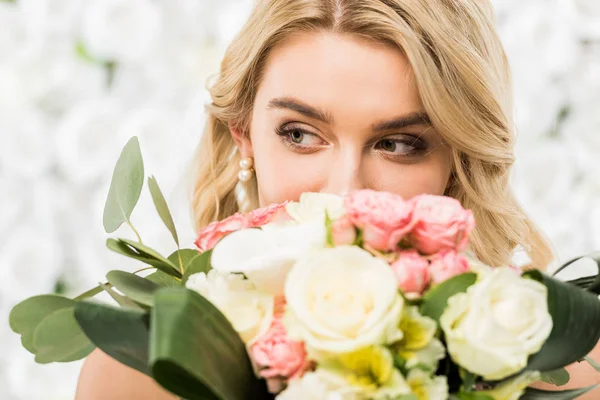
[250,298,310,394]
[391,250,430,294]
[429,250,470,284]
[194,213,249,252]
[344,190,415,251]
[330,216,357,246]
[410,195,475,254]
[247,202,291,227]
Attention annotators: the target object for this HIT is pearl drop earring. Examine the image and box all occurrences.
[238,157,254,182]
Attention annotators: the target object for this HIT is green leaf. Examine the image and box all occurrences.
[150,288,269,400]
[9,295,75,353]
[103,136,144,233]
[554,252,600,295]
[519,386,597,400]
[420,273,477,323]
[106,270,160,307]
[584,356,600,372]
[33,307,95,363]
[99,283,144,310]
[146,271,181,288]
[460,369,477,392]
[181,250,212,285]
[540,368,570,386]
[106,238,182,278]
[74,301,151,375]
[73,285,103,301]
[148,176,179,247]
[455,394,494,400]
[523,271,600,372]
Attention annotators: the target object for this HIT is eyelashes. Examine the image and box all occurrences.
[275,123,431,159]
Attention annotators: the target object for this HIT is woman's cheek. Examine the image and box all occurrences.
[255,150,328,206]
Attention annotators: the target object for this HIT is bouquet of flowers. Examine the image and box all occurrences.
[9,137,600,400]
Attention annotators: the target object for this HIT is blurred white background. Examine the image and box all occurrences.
[0,0,598,398]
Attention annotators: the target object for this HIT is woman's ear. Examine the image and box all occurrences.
[229,121,253,158]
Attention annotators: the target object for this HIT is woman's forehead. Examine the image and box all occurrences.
[255,31,425,128]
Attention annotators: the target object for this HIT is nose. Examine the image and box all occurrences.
[321,146,365,196]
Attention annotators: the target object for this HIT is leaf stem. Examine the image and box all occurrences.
[177,251,184,274]
[127,220,143,244]
[133,266,154,275]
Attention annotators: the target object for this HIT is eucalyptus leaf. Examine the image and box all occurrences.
[148,176,179,247]
[420,273,477,323]
[74,301,151,375]
[145,270,180,288]
[540,368,570,386]
[520,386,597,400]
[9,295,75,353]
[181,250,212,285]
[523,271,600,372]
[33,307,95,363]
[99,283,144,310]
[106,270,160,307]
[103,136,144,233]
[150,288,269,400]
[106,238,182,278]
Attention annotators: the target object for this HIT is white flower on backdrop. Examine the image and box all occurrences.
[0,0,599,398]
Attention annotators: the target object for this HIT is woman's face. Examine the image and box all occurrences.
[231,32,452,207]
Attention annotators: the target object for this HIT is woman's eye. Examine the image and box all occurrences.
[375,136,427,157]
[276,125,326,149]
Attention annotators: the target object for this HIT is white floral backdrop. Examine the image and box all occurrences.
[0,0,598,398]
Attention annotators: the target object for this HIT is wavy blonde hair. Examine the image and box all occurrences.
[191,0,554,269]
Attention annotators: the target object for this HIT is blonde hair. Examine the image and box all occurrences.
[191,0,554,269]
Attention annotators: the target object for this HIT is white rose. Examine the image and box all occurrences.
[285,192,345,223]
[441,268,552,380]
[211,221,326,295]
[185,270,274,344]
[284,246,404,355]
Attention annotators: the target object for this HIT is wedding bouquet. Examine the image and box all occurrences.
[9,137,600,400]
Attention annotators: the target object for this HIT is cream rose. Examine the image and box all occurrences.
[284,246,404,355]
[285,192,345,223]
[441,268,552,380]
[186,270,274,344]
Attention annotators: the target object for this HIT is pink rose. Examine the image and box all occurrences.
[429,250,470,284]
[410,195,475,254]
[345,190,415,251]
[194,213,249,252]
[247,202,291,227]
[391,250,430,294]
[249,314,310,393]
[330,216,357,246]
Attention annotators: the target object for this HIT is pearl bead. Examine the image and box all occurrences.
[239,157,253,170]
[238,169,253,182]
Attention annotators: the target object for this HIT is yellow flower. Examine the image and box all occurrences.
[394,306,445,373]
[337,347,394,390]
[398,306,437,350]
[317,347,411,398]
[406,370,448,400]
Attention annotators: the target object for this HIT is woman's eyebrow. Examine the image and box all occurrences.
[267,97,334,124]
[372,112,432,131]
